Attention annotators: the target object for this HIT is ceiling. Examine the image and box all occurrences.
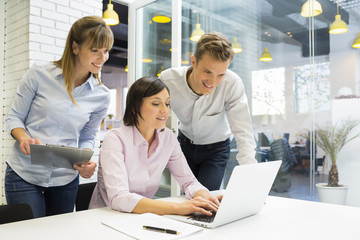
[103,0,128,68]
[104,0,360,68]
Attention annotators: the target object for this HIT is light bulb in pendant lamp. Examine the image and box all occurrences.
[260,48,272,62]
[329,0,348,34]
[300,0,323,17]
[152,13,171,23]
[232,37,242,53]
[353,33,360,49]
[103,0,119,26]
[190,12,205,42]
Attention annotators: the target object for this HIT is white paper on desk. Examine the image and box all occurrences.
[102,213,203,240]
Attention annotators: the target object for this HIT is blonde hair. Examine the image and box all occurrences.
[194,32,234,63]
[54,16,114,104]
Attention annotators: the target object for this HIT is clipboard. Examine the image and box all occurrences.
[30,144,94,169]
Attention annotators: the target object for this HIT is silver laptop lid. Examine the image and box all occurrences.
[211,160,282,227]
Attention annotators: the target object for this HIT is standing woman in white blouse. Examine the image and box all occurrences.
[4,16,113,218]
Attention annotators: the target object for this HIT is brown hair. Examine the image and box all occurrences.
[54,16,114,104]
[123,77,170,127]
[194,32,234,63]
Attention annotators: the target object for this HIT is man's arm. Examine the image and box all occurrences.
[225,75,257,164]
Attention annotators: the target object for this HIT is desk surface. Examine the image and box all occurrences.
[0,196,359,240]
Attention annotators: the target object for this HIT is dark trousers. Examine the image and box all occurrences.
[178,131,230,191]
[5,164,79,218]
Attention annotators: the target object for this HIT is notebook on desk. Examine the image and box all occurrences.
[166,160,282,228]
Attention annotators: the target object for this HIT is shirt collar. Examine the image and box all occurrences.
[132,126,160,147]
[53,65,63,78]
[53,65,97,91]
[85,74,97,91]
[185,66,201,98]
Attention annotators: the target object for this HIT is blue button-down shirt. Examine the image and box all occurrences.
[4,63,110,187]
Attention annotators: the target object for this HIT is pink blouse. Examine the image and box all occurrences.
[89,126,207,212]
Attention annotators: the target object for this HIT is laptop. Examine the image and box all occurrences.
[166,160,282,228]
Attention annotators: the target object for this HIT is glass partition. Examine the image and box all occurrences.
[135,0,172,80]
[130,0,360,204]
[180,0,360,203]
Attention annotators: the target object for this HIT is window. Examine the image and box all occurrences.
[293,62,330,113]
[107,89,117,116]
[252,67,285,115]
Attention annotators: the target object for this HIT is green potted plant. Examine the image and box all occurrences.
[315,119,360,204]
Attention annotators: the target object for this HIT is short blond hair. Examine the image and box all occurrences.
[194,32,234,63]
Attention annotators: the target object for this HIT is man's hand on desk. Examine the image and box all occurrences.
[74,160,96,178]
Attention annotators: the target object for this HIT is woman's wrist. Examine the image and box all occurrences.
[12,128,31,143]
[194,189,211,199]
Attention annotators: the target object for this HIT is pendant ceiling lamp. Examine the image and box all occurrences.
[103,0,119,25]
[190,12,205,42]
[124,65,128,72]
[301,0,323,17]
[260,48,272,62]
[329,0,348,34]
[353,33,360,48]
[232,37,243,53]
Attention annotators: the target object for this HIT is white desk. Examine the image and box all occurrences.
[0,196,359,240]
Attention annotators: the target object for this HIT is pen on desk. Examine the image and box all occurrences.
[143,225,180,235]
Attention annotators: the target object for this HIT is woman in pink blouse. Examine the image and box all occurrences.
[89,77,221,216]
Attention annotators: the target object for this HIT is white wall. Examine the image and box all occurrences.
[329,22,360,98]
[1,0,103,205]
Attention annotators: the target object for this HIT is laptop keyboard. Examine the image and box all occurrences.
[188,212,217,223]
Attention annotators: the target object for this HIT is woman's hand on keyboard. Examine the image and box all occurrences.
[176,196,219,216]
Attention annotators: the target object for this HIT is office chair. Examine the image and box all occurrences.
[0,203,34,224]
[75,182,97,211]
[268,138,297,192]
[298,139,318,176]
[258,132,270,147]
[283,133,290,141]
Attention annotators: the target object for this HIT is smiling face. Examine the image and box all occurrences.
[188,52,230,95]
[73,41,110,77]
[137,88,170,133]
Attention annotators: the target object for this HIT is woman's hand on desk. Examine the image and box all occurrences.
[74,161,97,178]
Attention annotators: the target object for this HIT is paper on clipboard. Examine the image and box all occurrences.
[30,144,93,169]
